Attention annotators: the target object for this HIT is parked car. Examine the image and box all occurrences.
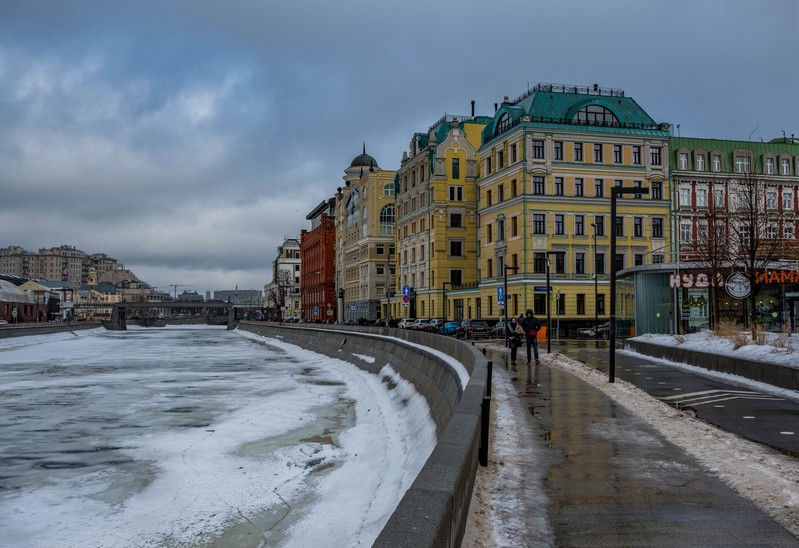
[577,322,611,339]
[409,318,431,331]
[491,320,507,338]
[424,319,444,333]
[455,319,491,340]
[439,321,460,336]
[397,318,413,329]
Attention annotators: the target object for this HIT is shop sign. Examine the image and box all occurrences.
[754,270,799,285]
[725,272,751,299]
[669,272,725,289]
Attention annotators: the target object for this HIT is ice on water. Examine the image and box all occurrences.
[0,326,437,547]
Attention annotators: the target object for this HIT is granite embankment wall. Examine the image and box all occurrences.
[237,321,489,548]
[625,339,799,391]
[0,322,102,339]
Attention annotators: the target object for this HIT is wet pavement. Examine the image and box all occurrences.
[481,343,799,546]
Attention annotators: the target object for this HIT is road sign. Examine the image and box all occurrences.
[313,306,319,315]
[534,286,552,292]
[402,295,410,303]
[402,286,411,296]
[497,287,505,304]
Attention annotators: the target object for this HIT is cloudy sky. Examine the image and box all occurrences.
[1,0,797,294]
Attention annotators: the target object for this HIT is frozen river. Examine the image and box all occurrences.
[0,326,437,547]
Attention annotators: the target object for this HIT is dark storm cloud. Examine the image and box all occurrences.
[1,0,797,291]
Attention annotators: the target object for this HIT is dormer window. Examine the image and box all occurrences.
[495,113,512,136]
[573,104,619,126]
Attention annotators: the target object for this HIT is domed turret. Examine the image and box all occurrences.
[349,143,378,169]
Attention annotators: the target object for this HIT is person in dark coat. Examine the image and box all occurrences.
[519,309,542,365]
[508,316,523,365]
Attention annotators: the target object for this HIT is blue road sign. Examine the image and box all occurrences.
[497,287,505,304]
[534,286,552,292]
[402,286,411,296]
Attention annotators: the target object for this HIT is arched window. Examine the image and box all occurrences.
[380,204,395,236]
[362,206,368,237]
[346,190,360,227]
[573,105,619,127]
[495,113,512,136]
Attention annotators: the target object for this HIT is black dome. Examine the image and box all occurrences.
[349,143,378,168]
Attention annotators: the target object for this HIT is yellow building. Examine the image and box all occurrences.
[393,114,490,321]
[468,83,672,333]
[335,146,397,322]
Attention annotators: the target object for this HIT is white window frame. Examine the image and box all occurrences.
[680,222,692,243]
[765,157,774,175]
[679,187,691,207]
[679,153,688,170]
[696,187,707,207]
[696,154,705,171]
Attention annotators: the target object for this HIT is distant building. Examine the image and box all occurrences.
[264,238,301,320]
[300,198,337,322]
[214,289,262,305]
[177,290,204,302]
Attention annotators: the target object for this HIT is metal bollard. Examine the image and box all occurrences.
[486,361,493,398]
[479,396,490,467]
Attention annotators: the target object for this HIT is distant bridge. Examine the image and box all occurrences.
[103,301,261,330]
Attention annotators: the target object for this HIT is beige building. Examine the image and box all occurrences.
[394,113,489,321]
[335,146,396,322]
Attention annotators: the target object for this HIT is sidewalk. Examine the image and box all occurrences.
[473,343,798,546]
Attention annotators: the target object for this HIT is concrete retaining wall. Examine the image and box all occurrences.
[0,322,102,339]
[625,339,799,391]
[237,322,488,548]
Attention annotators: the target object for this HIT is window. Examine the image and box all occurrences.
[574,178,584,196]
[680,222,692,243]
[384,183,395,197]
[696,187,707,207]
[498,150,504,169]
[510,144,517,163]
[380,204,394,236]
[532,176,545,195]
[573,104,619,126]
[532,140,544,159]
[633,179,643,198]
[679,187,691,207]
[486,189,492,206]
[713,188,724,207]
[554,141,563,160]
[575,252,585,275]
[634,254,644,266]
[650,147,662,165]
[615,216,624,237]
[376,244,385,255]
[782,158,791,175]
[766,157,774,175]
[740,224,751,241]
[511,179,518,198]
[652,218,664,238]
[497,218,505,241]
[785,225,795,240]
[651,181,662,200]
[652,254,664,264]
[712,154,721,172]
[534,294,546,315]
[574,142,583,162]
[594,178,604,197]
[597,294,605,314]
[615,254,625,271]
[696,154,705,171]
[450,213,463,228]
[533,214,546,234]
[485,157,492,175]
[449,240,463,257]
[633,217,643,237]
[554,253,565,274]
[487,224,492,242]
[449,186,464,201]
[533,252,546,274]
[512,216,518,237]
[735,155,750,173]
[594,216,605,236]
[498,184,505,202]
[679,152,688,170]
[768,225,778,239]
[452,158,460,179]
[595,254,605,275]
[594,143,603,163]
[632,146,641,165]
[577,294,586,315]
[575,215,585,236]
[487,258,493,278]
[555,177,564,196]
[783,190,793,210]
[613,144,622,164]
[767,190,778,209]
[555,214,564,235]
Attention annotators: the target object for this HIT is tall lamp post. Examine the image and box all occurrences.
[503,263,519,347]
[545,251,565,354]
[609,186,649,382]
[591,222,599,349]
[442,281,453,329]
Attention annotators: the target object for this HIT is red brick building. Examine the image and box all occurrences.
[300,199,337,322]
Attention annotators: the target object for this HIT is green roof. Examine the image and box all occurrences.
[482,83,669,144]
[671,136,799,173]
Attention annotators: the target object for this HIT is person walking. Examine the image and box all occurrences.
[520,308,542,365]
[508,316,524,365]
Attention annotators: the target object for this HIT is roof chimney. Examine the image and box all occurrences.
[471,100,475,117]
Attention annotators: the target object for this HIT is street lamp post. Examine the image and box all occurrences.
[442,281,453,329]
[503,263,520,347]
[545,251,565,354]
[609,186,649,382]
[591,222,599,349]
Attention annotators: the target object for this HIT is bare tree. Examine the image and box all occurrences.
[725,168,789,335]
[267,269,294,321]
[692,197,734,330]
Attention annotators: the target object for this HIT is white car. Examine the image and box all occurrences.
[397,319,413,329]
